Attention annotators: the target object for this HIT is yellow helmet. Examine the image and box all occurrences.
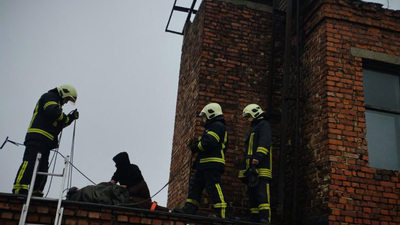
[57,84,77,103]
[199,103,223,120]
[243,104,264,118]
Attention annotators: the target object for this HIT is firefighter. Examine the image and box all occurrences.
[239,104,272,224]
[12,85,79,196]
[174,103,228,218]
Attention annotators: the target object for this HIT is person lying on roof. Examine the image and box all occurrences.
[66,182,130,205]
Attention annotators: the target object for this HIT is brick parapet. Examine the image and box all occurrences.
[0,193,257,225]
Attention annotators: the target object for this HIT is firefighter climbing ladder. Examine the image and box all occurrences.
[18,152,70,225]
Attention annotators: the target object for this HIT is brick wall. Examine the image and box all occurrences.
[167,0,205,209]
[168,0,400,224]
[296,0,400,224]
[167,0,282,218]
[0,193,254,225]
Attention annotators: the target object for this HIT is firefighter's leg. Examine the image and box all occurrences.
[180,170,205,214]
[12,143,40,194]
[33,148,50,196]
[248,185,259,222]
[257,178,270,224]
[204,169,226,218]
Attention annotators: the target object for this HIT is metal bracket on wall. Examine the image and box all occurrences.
[165,0,199,35]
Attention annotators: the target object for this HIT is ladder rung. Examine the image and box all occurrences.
[37,172,63,177]
[26,223,48,225]
[19,153,69,225]
[31,196,59,201]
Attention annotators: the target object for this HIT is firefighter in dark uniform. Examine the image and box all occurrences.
[239,104,272,224]
[12,85,79,196]
[175,103,228,218]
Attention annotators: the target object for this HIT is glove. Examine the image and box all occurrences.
[244,166,259,188]
[68,109,79,120]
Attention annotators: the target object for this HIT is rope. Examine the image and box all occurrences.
[3,128,195,203]
[44,130,63,198]
[56,151,97,186]
[124,149,194,206]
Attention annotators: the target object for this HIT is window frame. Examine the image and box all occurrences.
[363,59,400,171]
[363,59,400,113]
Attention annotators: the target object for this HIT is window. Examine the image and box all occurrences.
[363,66,400,171]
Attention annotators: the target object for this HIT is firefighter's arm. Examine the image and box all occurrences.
[195,123,223,152]
[253,121,272,162]
[43,100,64,120]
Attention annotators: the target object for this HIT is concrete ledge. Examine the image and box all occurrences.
[351,47,400,65]
[217,0,273,13]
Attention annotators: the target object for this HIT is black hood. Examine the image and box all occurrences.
[113,152,131,168]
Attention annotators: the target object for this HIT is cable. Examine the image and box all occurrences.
[123,149,194,206]
[44,130,63,198]
[56,151,97,185]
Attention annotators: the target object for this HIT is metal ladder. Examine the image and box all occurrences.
[19,152,70,225]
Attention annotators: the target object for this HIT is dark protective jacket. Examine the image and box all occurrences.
[239,115,272,180]
[111,152,145,188]
[191,116,228,171]
[111,152,151,200]
[68,182,130,205]
[25,88,74,148]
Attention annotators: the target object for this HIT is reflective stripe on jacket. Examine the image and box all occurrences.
[193,116,228,171]
[25,88,72,145]
[239,118,272,179]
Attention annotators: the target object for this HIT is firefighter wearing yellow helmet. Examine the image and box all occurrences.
[174,103,228,218]
[239,104,272,224]
[12,85,79,196]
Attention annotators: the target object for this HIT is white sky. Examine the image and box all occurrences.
[0,0,399,207]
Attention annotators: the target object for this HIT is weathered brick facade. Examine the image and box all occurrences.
[300,1,400,224]
[168,0,400,224]
[167,0,283,218]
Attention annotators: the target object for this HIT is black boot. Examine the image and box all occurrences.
[32,190,44,197]
[173,202,198,215]
[259,210,270,224]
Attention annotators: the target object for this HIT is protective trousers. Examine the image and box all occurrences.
[12,141,51,195]
[186,169,227,218]
[248,178,271,223]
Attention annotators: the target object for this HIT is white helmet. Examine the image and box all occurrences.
[243,104,264,118]
[199,103,223,120]
[57,84,78,103]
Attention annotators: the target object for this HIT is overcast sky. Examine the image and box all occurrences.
[0,0,398,207]
[0,0,192,206]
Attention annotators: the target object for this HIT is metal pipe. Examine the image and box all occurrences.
[278,0,293,223]
[293,0,301,223]
[267,0,277,114]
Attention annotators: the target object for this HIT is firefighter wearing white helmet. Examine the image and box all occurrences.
[174,103,228,218]
[12,85,79,197]
[57,84,78,103]
[242,104,264,120]
[199,102,223,119]
[239,104,272,224]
